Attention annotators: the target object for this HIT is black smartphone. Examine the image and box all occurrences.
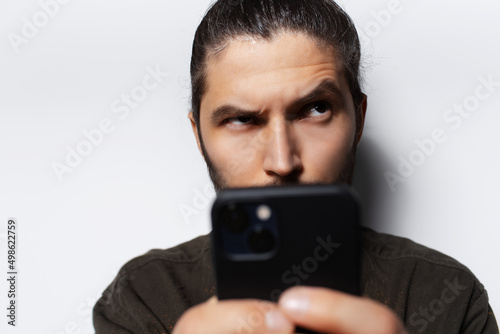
[211,184,362,305]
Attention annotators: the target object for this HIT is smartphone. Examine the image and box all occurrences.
[211,184,361,305]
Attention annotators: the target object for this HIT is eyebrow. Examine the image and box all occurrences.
[290,79,347,111]
[210,105,261,126]
[209,79,347,125]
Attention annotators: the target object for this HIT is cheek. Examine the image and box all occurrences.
[298,118,356,177]
[204,130,263,179]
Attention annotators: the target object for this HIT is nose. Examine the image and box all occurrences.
[262,119,302,178]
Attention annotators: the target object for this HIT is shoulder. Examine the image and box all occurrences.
[105,233,214,298]
[93,234,214,333]
[117,233,212,275]
[104,233,213,297]
[360,225,483,296]
[360,227,496,333]
[361,226,474,271]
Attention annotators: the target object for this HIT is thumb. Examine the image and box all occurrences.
[206,296,218,305]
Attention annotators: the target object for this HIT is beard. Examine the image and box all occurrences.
[197,129,358,193]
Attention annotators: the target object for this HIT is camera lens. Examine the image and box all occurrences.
[248,229,275,253]
[221,204,249,233]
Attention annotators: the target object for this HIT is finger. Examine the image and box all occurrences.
[278,286,407,334]
[206,295,218,304]
[173,299,294,334]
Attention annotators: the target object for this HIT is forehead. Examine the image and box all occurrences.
[201,32,351,113]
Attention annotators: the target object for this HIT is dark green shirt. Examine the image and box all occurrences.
[93,227,498,333]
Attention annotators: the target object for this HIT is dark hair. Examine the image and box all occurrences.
[190,0,363,127]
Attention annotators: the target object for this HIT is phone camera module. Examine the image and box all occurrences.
[256,205,272,221]
[248,229,275,253]
[221,204,249,233]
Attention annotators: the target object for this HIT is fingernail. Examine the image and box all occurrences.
[279,291,310,315]
[265,310,292,331]
[206,296,218,304]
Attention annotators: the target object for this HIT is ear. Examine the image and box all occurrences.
[188,111,204,158]
[355,94,368,147]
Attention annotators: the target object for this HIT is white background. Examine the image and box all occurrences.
[0,0,499,333]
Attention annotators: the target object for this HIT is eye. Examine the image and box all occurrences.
[301,101,331,118]
[226,116,254,125]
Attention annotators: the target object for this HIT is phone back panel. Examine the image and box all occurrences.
[211,184,361,302]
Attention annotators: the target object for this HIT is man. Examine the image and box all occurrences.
[93,0,498,333]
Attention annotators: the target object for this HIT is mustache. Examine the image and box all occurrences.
[255,178,334,188]
[198,130,356,193]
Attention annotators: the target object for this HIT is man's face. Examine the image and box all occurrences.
[189,32,366,191]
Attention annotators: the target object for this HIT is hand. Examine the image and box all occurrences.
[278,286,407,334]
[173,296,294,334]
[173,288,407,334]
